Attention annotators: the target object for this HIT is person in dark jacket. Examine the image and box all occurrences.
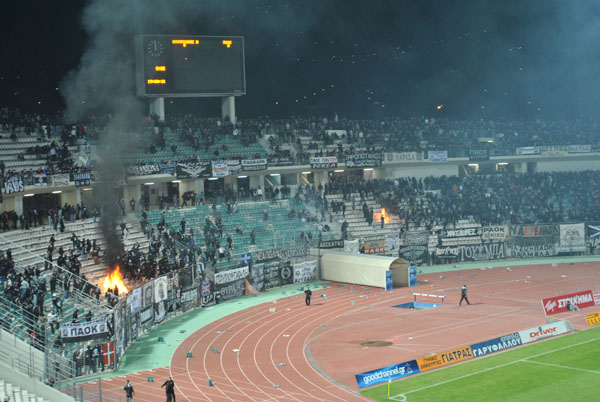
[161,377,176,402]
[304,286,312,306]
[459,284,471,306]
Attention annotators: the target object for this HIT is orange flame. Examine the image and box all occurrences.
[101,265,128,295]
[375,208,392,224]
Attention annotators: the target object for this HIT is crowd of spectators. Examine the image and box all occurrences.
[323,170,600,229]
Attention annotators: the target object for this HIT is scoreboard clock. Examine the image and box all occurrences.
[134,35,246,97]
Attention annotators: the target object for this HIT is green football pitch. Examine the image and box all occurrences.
[361,325,600,402]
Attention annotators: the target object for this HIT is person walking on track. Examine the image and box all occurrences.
[162,377,176,402]
[304,286,312,306]
[123,379,134,402]
[459,284,471,306]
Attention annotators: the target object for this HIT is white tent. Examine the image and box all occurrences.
[321,251,409,289]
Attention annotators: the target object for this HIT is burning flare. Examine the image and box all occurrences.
[375,208,392,224]
[102,265,128,295]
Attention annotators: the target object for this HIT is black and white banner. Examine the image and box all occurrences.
[435,243,505,261]
[319,239,344,249]
[505,236,557,258]
[60,317,109,343]
[254,244,310,262]
[558,223,586,252]
[127,288,142,313]
[588,223,600,249]
[4,176,24,194]
[384,152,422,162]
[127,164,161,176]
[48,173,70,187]
[427,150,448,163]
[443,227,482,238]
[263,263,283,289]
[181,287,199,305]
[242,159,268,171]
[386,233,400,253]
[516,146,540,155]
[399,245,429,266]
[154,300,166,324]
[74,172,92,187]
[539,145,568,157]
[346,153,383,168]
[212,160,229,177]
[143,282,153,307]
[154,276,168,303]
[310,156,337,169]
[214,266,249,285]
[293,260,317,284]
[269,156,294,166]
[401,231,429,246]
[139,305,153,325]
[469,149,489,161]
[249,263,265,292]
[159,163,176,175]
[176,161,211,179]
[216,279,245,301]
[226,159,242,175]
[33,173,48,187]
[568,145,592,154]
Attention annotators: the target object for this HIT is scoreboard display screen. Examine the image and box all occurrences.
[135,35,245,97]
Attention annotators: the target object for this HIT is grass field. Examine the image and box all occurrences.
[361,325,600,402]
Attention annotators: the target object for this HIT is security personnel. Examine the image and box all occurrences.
[459,284,471,306]
[304,286,312,306]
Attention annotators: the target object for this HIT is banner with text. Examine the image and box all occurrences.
[60,317,109,343]
[4,176,24,194]
[427,150,448,163]
[417,345,474,372]
[542,290,595,315]
[518,321,570,344]
[384,152,422,162]
[293,259,317,284]
[242,159,268,171]
[558,223,586,252]
[355,360,420,388]
[310,156,337,169]
[470,333,522,357]
[346,153,383,168]
[211,160,229,177]
[214,265,249,285]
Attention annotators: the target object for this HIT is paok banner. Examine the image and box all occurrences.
[60,317,110,343]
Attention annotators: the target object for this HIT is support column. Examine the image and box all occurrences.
[149,97,165,122]
[221,96,236,125]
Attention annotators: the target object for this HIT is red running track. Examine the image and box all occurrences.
[82,261,600,401]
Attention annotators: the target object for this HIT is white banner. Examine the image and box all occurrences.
[518,321,570,344]
[516,146,540,155]
[293,260,317,284]
[211,160,229,177]
[386,233,400,253]
[226,159,242,175]
[568,145,592,154]
[48,173,70,187]
[127,288,142,312]
[60,317,109,342]
[154,276,168,303]
[214,265,249,284]
[344,239,360,253]
[384,152,422,162]
[558,223,586,252]
[427,150,448,163]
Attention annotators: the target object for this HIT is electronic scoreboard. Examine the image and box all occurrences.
[134,35,245,97]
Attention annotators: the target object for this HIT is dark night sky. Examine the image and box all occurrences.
[2,0,600,120]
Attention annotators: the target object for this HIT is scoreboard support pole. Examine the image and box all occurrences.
[221,96,236,125]
[149,97,165,122]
